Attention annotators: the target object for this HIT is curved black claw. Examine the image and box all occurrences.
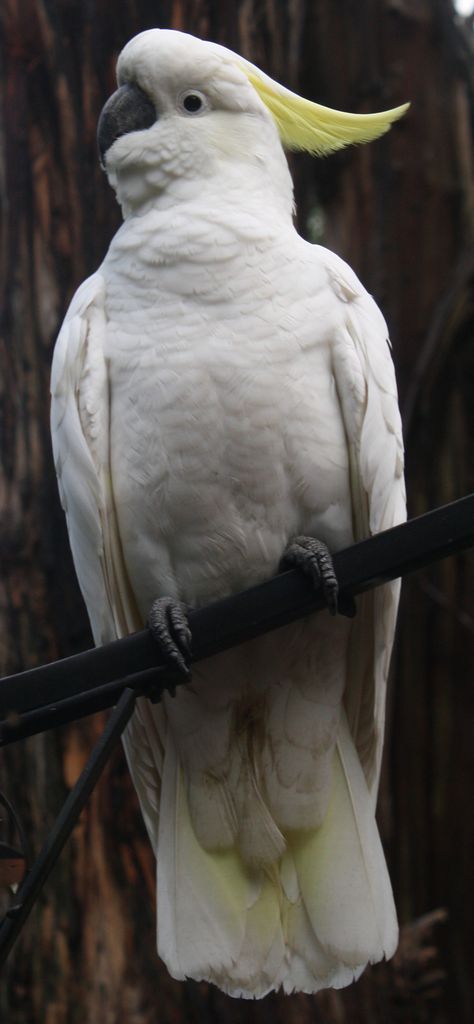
[147,597,192,692]
[280,535,341,616]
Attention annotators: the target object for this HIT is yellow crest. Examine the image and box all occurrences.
[242,66,409,156]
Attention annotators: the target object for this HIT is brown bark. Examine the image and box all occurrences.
[297,5,474,1022]
[0,1,472,1021]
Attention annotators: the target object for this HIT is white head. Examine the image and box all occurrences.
[98,29,408,218]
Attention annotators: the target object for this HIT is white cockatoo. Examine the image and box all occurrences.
[50,29,407,998]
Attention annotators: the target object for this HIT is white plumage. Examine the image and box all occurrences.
[51,29,406,997]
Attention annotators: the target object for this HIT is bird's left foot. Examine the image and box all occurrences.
[280,535,355,617]
[147,597,192,693]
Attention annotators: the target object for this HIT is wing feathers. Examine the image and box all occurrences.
[51,272,141,644]
[327,249,405,795]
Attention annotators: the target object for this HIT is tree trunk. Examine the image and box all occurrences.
[0,1,472,1021]
[299,5,474,1022]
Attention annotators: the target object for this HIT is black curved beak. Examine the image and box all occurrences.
[97,83,157,167]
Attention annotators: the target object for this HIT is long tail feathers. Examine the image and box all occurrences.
[155,711,398,997]
[157,732,250,981]
[289,710,398,967]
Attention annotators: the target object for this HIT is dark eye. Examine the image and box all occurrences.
[179,90,208,115]
[183,94,202,113]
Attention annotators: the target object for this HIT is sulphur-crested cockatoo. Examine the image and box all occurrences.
[51,28,407,998]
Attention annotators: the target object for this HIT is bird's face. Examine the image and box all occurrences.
[98,29,286,215]
[98,28,408,217]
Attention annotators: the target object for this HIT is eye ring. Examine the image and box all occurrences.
[178,90,208,116]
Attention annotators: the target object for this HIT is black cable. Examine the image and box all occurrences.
[1,493,473,746]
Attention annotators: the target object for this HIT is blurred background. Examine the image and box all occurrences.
[0,1,473,1022]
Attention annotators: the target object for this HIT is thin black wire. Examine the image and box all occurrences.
[0,687,137,968]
